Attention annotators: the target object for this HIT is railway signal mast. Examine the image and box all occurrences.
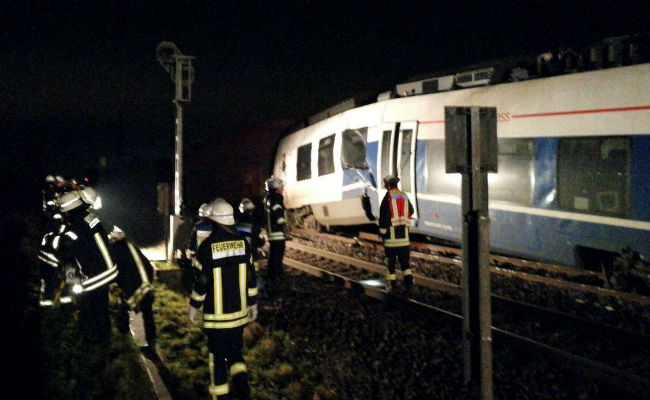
[156,41,195,261]
[445,106,498,400]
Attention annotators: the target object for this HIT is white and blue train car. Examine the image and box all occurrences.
[272,63,650,268]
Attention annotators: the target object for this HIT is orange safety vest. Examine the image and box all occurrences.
[379,189,413,248]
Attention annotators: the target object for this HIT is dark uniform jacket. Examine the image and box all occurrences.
[58,212,118,292]
[236,212,265,267]
[37,228,67,305]
[109,238,154,310]
[378,188,414,248]
[186,218,214,269]
[189,223,258,330]
[264,191,286,241]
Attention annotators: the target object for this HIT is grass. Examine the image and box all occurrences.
[39,305,155,400]
[153,280,337,400]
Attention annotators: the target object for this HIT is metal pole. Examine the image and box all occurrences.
[174,100,183,216]
[156,42,193,263]
[166,100,184,262]
[470,107,493,400]
[446,106,496,400]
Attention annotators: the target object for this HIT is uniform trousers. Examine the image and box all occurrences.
[112,292,157,346]
[268,240,286,280]
[78,287,111,343]
[206,327,249,400]
[384,246,411,276]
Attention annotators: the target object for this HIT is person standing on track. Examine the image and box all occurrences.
[378,175,414,293]
[264,176,290,282]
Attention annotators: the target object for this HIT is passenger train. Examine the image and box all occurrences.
[271,36,650,270]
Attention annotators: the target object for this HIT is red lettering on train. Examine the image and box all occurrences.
[497,112,512,122]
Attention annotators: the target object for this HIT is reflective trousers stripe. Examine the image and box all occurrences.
[230,362,247,376]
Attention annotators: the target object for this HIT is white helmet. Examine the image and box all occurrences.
[265,175,284,191]
[207,198,235,225]
[79,186,101,210]
[239,198,255,213]
[197,202,209,217]
[58,190,84,212]
[54,175,67,185]
[108,225,126,242]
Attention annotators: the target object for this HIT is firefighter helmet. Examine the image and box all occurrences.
[108,225,126,242]
[79,186,101,209]
[383,174,400,188]
[239,198,255,213]
[207,198,235,225]
[265,176,284,191]
[197,202,209,218]
[58,190,84,212]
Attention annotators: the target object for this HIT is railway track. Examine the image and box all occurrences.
[314,229,628,292]
[292,228,650,332]
[281,236,650,396]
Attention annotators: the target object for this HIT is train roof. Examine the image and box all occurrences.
[294,32,650,132]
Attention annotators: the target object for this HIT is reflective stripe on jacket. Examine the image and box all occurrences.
[264,192,286,241]
[190,224,258,330]
[59,213,118,292]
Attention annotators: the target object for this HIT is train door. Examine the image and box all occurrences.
[377,122,419,219]
[377,123,397,208]
[396,122,419,219]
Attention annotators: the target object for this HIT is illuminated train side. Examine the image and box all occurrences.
[272,63,650,268]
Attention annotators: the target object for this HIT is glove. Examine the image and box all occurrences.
[188,305,200,325]
[248,304,258,322]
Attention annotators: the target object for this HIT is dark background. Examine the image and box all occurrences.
[2,0,650,245]
[1,1,649,396]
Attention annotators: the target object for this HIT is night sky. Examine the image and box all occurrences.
[2,0,649,242]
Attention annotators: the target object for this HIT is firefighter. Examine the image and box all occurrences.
[56,189,118,342]
[186,203,214,263]
[107,226,157,351]
[264,176,289,281]
[183,202,213,291]
[37,228,71,307]
[236,198,265,272]
[37,181,93,307]
[188,198,258,400]
[41,175,68,230]
[378,175,415,293]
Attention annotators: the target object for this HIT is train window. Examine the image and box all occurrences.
[318,135,335,176]
[489,138,535,205]
[341,128,368,169]
[421,138,534,206]
[422,139,460,196]
[381,130,392,179]
[400,129,412,191]
[558,136,630,217]
[296,143,312,181]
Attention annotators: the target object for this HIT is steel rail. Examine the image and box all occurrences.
[282,247,650,398]
[292,230,650,305]
[288,242,650,337]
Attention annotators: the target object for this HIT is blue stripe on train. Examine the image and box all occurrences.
[414,198,650,267]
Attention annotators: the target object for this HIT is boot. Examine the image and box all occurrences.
[404,275,413,293]
[385,279,393,293]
